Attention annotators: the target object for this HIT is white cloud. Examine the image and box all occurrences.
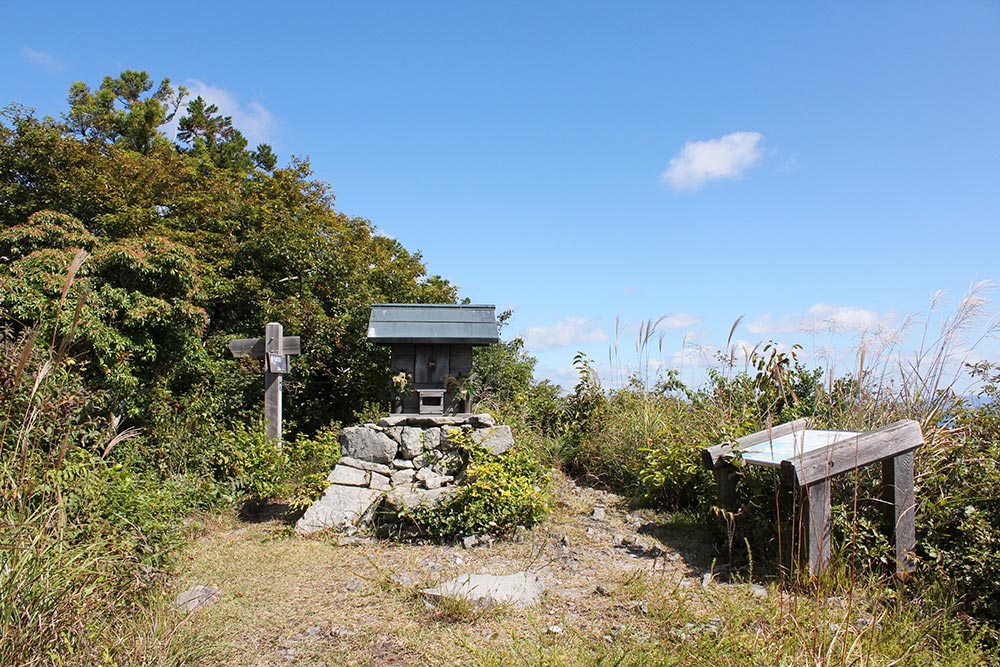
[745,313,801,335]
[21,47,64,72]
[747,303,886,336]
[166,80,276,147]
[803,304,882,333]
[662,131,764,191]
[521,317,609,351]
[660,312,702,330]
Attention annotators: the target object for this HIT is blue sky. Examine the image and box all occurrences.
[3,1,998,390]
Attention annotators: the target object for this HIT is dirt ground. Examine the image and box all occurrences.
[169,473,757,666]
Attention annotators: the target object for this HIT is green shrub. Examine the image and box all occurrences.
[916,363,1000,623]
[211,421,286,500]
[399,445,550,538]
[283,425,341,510]
[207,420,342,507]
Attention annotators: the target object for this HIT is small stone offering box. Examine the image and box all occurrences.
[702,419,924,576]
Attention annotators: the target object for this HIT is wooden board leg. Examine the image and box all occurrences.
[805,479,832,576]
[714,463,738,512]
[881,451,916,575]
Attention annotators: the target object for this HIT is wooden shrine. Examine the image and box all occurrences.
[702,418,923,577]
[367,304,499,415]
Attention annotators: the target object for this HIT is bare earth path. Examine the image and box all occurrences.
[170,472,736,666]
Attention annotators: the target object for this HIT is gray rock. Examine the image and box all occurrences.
[339,426,398,464]
[422,572,544,608]
[174,585,222,613]
[591,506,606,521]
[462,535,479,549]
[400,426,425,459]
[326,464,369,486]
[423,427,441,449]
[338,456,392,475]
[411,454,428,468]
[392,458,415,469]
[378,415,470,428]
[470,425,515,455]
[423,474,453,490]
[295,485,383,534]
[369,472,392,491]
[385,484,454,511]
[385,426,404,444]
[391,469,417,486]
[470,413,496,427]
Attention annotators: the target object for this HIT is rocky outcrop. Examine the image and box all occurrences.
[295,414,516,535]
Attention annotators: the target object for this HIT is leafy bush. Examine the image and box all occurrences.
[283,425,341,510]
[209,421,341,506]
[916,363,1000,622]
[399,445,550,538]
[211,421,287,500]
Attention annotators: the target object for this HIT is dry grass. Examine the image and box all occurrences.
[168,473,987,667]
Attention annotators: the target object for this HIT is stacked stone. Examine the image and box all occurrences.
[295,414,514,535]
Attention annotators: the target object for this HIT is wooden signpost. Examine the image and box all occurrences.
[228,322,301,448]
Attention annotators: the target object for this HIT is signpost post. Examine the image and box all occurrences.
[228,322,301,449]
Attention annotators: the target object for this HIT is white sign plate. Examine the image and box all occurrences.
[738,429,861,468]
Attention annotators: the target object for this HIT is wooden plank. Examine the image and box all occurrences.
[787,420,922,487]
[735,418,813,448]
[414,345,432,384]
[882,451,917,575]
[805,479,832,575]
[280,336,301,355]
[432,345,450,384]
[701,418,812,469]
[390,344,415,374]
[229,336,301,358]
[229,337,264,358]
[450,345,474,376]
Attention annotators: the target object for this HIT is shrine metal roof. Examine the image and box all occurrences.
[367,304,499,345]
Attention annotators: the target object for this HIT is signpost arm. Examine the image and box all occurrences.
[265,322,283,449]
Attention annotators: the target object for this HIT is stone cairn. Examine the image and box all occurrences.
[295,414,514,535]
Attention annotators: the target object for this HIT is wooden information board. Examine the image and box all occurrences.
[702,419,923,577]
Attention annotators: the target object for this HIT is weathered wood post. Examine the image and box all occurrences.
[881,449,917,576]
[228,322,301,451]
[264,322,283,446]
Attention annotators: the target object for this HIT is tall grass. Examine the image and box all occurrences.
[559,283,1000,632]
[0,252,207,665]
